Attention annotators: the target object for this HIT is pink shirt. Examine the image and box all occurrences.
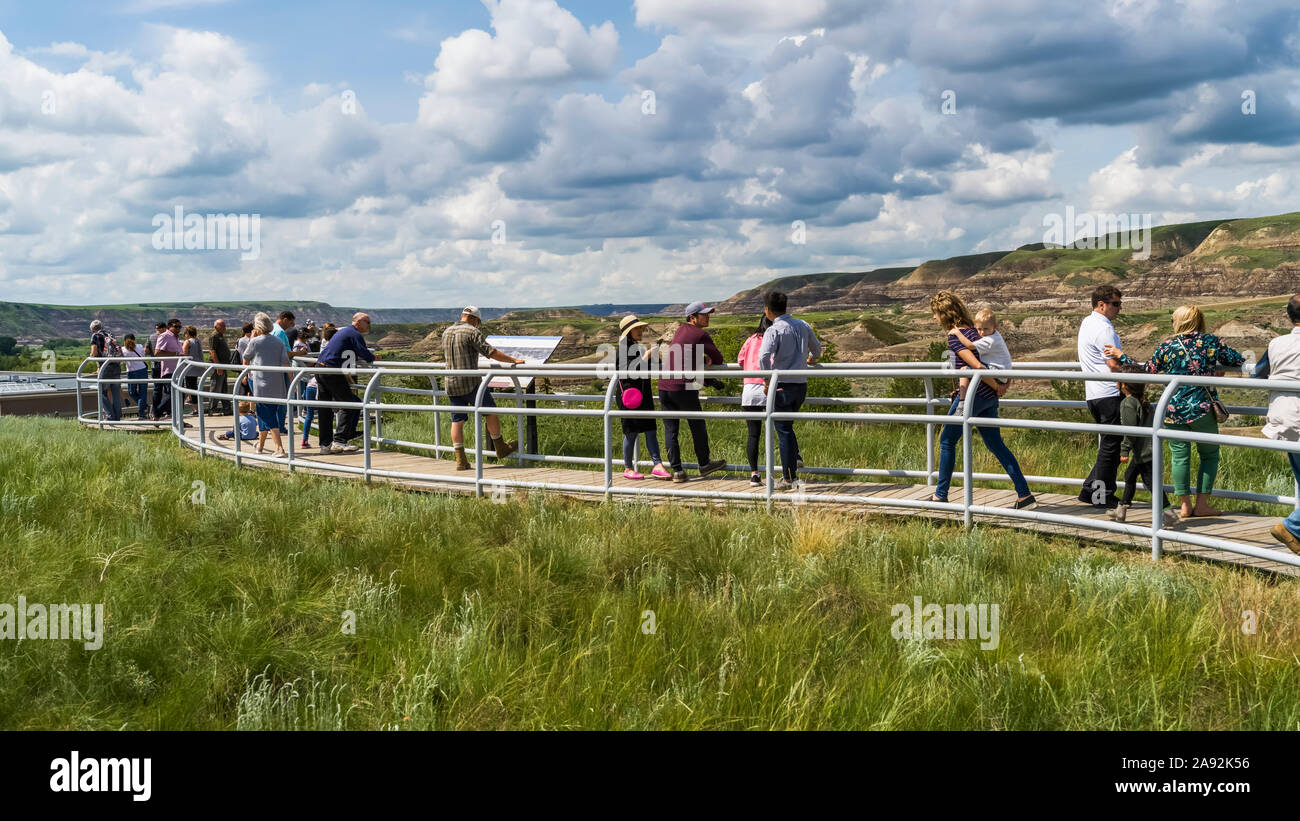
[738,334,765,385]
[155,330,183,376]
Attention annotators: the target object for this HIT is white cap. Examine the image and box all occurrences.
[462,306,483,319]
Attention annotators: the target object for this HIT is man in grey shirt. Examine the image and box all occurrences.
[758,290,822,488]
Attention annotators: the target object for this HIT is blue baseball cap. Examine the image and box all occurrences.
[684,301,715,318]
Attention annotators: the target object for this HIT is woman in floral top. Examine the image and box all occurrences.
[1104,305,1244,519]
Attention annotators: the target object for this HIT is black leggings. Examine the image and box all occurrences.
[744,405,763,473]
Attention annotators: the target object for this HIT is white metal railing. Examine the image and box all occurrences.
[76,354,1300,570]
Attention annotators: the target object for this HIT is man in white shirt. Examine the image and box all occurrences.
[1076,285,1124,508]
[1263,295,1300,554]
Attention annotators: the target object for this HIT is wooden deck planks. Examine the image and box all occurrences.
[175,415,1300,576]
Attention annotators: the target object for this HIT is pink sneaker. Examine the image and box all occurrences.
[650,464,671,480]
[623,469,645,480]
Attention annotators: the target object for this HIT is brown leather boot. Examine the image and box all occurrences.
[454,448,471,471]
[493,438,516,459]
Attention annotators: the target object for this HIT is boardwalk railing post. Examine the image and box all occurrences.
[196,363,209,457]
[232,363,244,468]
[512,376,525,468]
[962,373,979,529]
[1150,379,1179,562]
[473,374,489,498]
[431,374,442,460]
[603,377,616,500]
[765,370,781,512]
[361,367,386,485]
[286,366,308,473]
[924,376,935,486]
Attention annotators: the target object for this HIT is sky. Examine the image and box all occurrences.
[0,0,1298,308]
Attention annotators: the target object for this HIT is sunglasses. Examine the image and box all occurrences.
[1105,301,1122,307]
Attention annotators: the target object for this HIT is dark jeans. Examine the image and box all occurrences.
[1120,456,1169,509]
[660,389,710,472]
[773,382,807,481]
[1079,395,1123,506]
[316,373,359,447]
[151,362,167,418]
[622,430,662,470]
[935,393,1032,500]
[126,370,149,417]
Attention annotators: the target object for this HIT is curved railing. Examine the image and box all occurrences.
[77,354,1300,570]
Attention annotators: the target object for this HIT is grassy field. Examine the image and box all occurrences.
[1,416,1298,730]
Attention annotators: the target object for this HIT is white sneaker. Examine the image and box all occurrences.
[318,446,332,456]
[331,441,360,454]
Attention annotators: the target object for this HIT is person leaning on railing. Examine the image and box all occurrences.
[1105,304,1244,520]
[1258,294,1300,555]
[314,312,376,455]
[758,289,822,490]
[440,306,523,471]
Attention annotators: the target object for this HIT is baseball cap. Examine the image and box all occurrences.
[462,306,483,320]
[684,301,715,318]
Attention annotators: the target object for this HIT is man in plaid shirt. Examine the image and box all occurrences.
[441,306,524,470]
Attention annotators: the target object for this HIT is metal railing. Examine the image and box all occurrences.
[77,354,1300,570]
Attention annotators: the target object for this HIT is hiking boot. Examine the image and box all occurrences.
[493,438,516,459]
[1109,504,1128,522]
[1161,509,1180,528]
[749,473,762,487]
[1270,523,1300,555]
[455,449,471,471]
[698,458,727,477]
[671,471,688,483]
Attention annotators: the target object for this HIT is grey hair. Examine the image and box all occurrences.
[253,312,273,335]
[89,319,103,332]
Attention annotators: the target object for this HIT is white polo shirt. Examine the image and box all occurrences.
[1077,311,1121,401]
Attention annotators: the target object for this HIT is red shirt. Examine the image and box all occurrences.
[658,323,723,391]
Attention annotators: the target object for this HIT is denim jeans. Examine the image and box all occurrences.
[301,385,318,441]
[773,382,807,481]
[623,429,662,470]
[1284,452,1300,539]
[126,369,149,417]
[935,393,1031,500]
[99,383,122,421]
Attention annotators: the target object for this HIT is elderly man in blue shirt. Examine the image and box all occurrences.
[758,290,822,489]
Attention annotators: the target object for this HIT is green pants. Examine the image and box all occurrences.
[1166,413,1219,496]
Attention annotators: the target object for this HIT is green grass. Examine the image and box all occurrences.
[2,416,1298,730]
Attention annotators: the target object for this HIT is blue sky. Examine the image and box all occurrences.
[0,0,1297,308]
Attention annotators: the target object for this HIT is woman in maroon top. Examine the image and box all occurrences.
[928,290,1035,509]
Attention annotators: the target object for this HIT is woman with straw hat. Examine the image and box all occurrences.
[616,315,670,480]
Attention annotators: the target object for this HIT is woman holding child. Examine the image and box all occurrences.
[928,290,1036,509]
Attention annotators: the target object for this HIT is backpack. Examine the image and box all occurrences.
[101,331,123,359]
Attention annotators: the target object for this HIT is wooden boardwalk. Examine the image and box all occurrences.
[174,414,1300,577]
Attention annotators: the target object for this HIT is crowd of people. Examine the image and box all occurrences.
[86,287,1300,553]
[88,310,372,459]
